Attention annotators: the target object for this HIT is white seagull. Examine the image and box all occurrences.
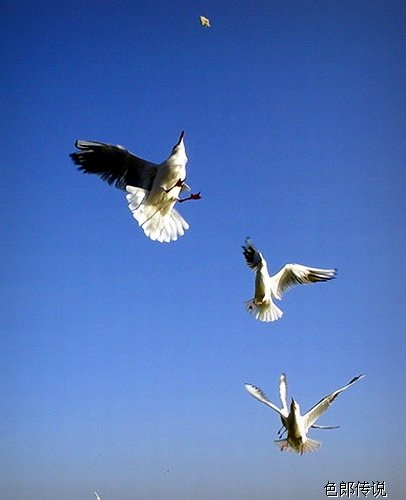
[70,131,201,243]
[245,373,365,454]
[199,16,211,27]
[276,373,339,438]
[94,491,101,500]
[242,238,337,322]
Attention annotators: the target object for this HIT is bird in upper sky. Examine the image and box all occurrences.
[70,131,201,243]
[242,238,337,322]
[245,373,365,454]
[94,491,101,500]
[199,16,211,27]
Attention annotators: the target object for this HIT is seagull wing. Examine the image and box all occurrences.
[304,374,365,430]
[242,238,266,272]
[245,384,286,421]
[311,424,340,430]
[271,264,337,299]
[70,140,157,191]
[279,373,288,416]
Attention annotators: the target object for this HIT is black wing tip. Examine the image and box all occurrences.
[73,139,89,150]
[346,374,366,386]
[242,237,254,252]
[312,269,338,282]
[353,373,366,382]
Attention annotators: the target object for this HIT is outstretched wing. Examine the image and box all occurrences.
[311,424,340,430]
[245,384,286,422]
[70,140,157,191]
[271,264,337,299]
[242,238,266,272]
[279,373,288,416]
[304,374,365,430]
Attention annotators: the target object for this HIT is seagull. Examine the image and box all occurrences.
[70,131,201,243]
[199,16,211,27]
[242,238,337,322]
[94,491,101,500]
[276,373,339,438]
[245,374,365,454]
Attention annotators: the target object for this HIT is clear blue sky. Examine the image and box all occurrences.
[1,1,405,499]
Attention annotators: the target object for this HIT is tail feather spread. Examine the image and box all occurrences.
[244,299,283,322]
[274,438,321,454]
[126,186,189,243]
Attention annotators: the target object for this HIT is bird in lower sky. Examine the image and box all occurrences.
[242,238,337,322]
[70,131,201,243]
[276,373,339,438]
[245,374,365,454]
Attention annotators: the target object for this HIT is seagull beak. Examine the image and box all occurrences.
[177,130,185,145]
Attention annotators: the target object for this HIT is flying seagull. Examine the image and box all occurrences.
[242,238,337,322]
[245,373,365,454]
[276,373,339,438]
[199,16,211,27]
[70,131,201,243]
[94,491,101,500]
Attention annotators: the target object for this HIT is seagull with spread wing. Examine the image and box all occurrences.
[242,238,337,322]
[245,374,365,454]
[70,131,201,243]
[276,373,339,438]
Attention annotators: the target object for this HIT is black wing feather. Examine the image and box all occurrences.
[70,140,157,191]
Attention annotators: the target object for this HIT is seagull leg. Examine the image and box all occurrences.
[163,178,185,193]
[277,425,284,438]
[179,192,202,203]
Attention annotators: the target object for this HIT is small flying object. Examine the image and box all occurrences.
[70,132,201,243]
[242,238,337,322]
[199,16,210,27]
[245,373,365,454]
[94,491,101,500]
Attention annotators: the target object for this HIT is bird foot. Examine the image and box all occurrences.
[164,178,185,193]
[179,192,202,203]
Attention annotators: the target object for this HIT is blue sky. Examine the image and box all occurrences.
[1,1,405,499]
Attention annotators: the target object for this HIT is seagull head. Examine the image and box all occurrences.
[290,398,300,414]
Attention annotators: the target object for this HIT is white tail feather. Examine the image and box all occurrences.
[244,299,283,322]
[274,438,321,454]
[126,186,189,243]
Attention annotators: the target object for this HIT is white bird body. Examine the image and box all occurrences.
[70,131,200,243]
[279,401,321,454]
[242,238,337,322]
[276,373,338,440]
[245,374,365,454]
[199,16,211,27]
